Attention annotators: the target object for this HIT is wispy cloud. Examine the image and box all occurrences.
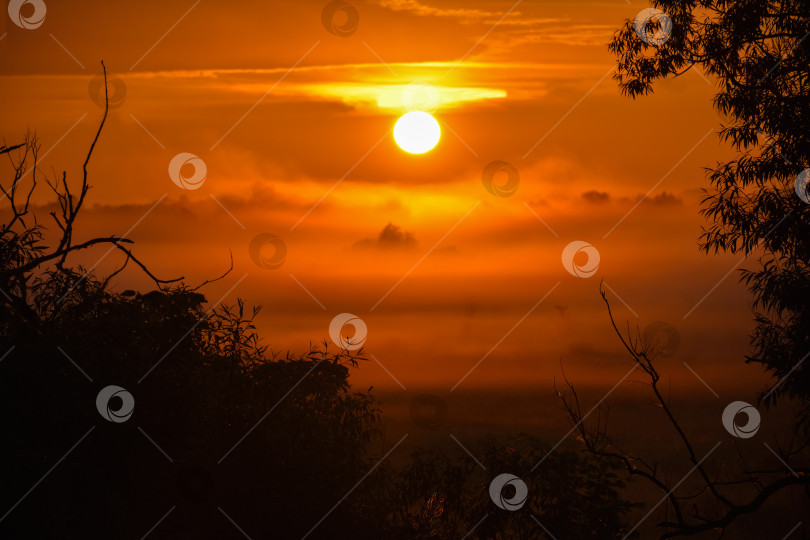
[376,0,510,20]
[373,0,613,48]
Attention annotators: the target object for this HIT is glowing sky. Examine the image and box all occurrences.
[0,0,766,394]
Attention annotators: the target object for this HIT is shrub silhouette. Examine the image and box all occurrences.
[357,434,638,539]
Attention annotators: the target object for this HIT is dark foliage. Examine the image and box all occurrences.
[553,3,810,537]
[359,435,639,539]
[610,0,810,412]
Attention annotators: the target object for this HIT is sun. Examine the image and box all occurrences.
[394,111,441,154]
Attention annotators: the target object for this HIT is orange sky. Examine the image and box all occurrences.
[0,0,770,396]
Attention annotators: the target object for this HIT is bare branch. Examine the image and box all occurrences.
[191,250,234,291]
[558,283,810,537]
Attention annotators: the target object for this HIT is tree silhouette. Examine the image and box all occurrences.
[611,0,810,408]
[553,3,810,537]
[0,65,381,539]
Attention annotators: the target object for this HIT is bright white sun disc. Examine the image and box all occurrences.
[394,111,440,154]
